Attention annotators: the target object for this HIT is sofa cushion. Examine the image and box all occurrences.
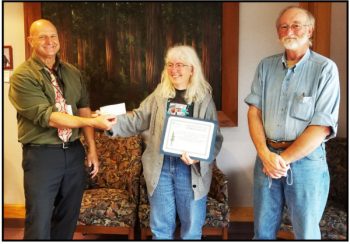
[319,205,347,240]
[204,196,230,227]
[81,132,142,203]
[280,205,347,240]
[78,188,138,227]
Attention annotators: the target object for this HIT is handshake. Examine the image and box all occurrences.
[91,113,117,131]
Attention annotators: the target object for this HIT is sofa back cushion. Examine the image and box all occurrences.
[81,131,142,190]
[325,137,347,209]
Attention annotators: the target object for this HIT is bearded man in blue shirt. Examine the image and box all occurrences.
[245,6,340,240]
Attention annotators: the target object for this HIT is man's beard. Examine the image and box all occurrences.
[280,33,309,50]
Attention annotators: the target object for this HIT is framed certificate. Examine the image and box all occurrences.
[160,115,217,162]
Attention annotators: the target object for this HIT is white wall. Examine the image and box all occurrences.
[216,2,297,207]
[4,2,26,204]
[3,2,347,207]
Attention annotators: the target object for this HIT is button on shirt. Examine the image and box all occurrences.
[245,49,340,141]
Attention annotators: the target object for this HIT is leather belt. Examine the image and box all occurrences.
[23,139,81,149]
[266,138,294,150]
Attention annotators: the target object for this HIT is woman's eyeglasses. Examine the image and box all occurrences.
[166,63,191,70]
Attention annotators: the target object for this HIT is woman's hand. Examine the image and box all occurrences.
[180,152,199,165]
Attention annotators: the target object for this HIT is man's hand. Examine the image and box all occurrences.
[260,151,289,179]
[180,152,199,165]
[86,150,99,178]
[91,113,117,130]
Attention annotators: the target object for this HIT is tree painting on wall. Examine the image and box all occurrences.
[42,2,222,111]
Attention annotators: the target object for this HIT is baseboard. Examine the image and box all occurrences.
[4,204,249,238]
[4,204,25,219]
[3,204,292,239]
[5,205,255,222]
[230,207,254,222]
[3,204,25,228]
[4,204,254,229]
[229,206,294,240]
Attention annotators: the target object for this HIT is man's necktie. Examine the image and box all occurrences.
[45,67,72,142]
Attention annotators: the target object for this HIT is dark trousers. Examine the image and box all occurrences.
[22,140,86,240]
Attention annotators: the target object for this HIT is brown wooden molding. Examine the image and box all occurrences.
[3,204,292,239]
[299,2,331,58]
[6,204,254,222]
[230,206,254,222]
[229,206,294,239]
[222,2,239,127]
[23,2,42,59]
[4,204,25,219]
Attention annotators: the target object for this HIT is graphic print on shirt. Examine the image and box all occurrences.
[167,102,190,116]
[166,89,194,117]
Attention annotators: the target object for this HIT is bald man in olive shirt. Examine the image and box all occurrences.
[9,19,116,240]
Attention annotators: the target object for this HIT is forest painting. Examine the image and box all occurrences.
[42,2,222,111]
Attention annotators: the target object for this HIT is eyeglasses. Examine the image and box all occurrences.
[278,23,309,32]
[166,63,190,70]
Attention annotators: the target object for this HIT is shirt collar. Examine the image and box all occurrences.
[31,53,61,72]
[281,48,311,72]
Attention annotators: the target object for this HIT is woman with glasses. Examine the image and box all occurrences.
[106,45,223,239]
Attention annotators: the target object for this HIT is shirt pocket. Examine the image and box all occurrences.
[290,93,314,121]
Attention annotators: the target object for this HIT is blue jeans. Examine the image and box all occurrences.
[149,155,207,240]
[253,144,329,240]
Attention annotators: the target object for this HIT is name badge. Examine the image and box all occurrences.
[66,105,73,115]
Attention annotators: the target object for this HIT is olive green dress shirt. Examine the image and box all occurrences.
[8,54,90,144]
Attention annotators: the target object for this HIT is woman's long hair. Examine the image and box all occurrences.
[158,45,212,104]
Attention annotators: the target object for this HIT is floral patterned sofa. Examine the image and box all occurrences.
[279,137,347,240]
[76,131,143,240]
[138,160,230,240]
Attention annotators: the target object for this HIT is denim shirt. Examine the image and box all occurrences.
[245,49,340,141]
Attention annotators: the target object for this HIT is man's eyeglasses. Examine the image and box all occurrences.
[278,23,309,32]
[166,63,190,70]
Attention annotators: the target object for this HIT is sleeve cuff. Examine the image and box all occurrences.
[310,111,338,140]
[244,94,261,110]
[42,106,55,128]
[105,129,114,137]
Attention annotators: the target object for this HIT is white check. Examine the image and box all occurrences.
[100,103,126,116]
[161,116,217,161]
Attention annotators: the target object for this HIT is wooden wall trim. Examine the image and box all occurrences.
[221,2,239,127]
[23,2,42,59]
[6,204,250,221]
[299,2,331,57]
[4,204,25,219]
